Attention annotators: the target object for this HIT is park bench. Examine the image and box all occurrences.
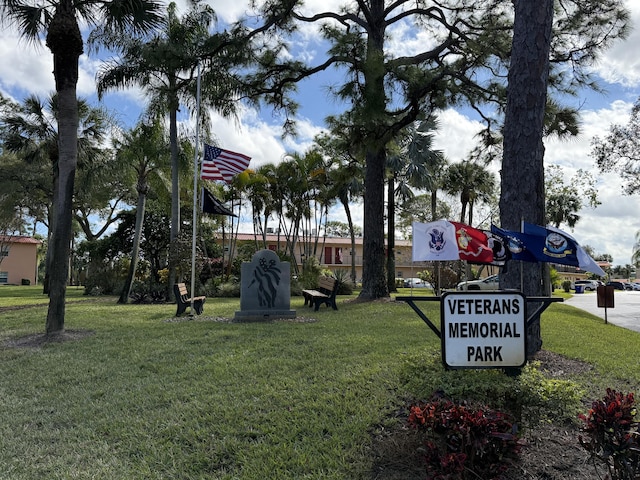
[302,276,338,311]
[174,283,206,316]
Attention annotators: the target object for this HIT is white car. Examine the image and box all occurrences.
[456,274,500,291]
[574,280,600,291]
[403,277,433,288]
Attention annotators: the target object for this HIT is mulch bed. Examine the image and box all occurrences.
[371,349,603,479]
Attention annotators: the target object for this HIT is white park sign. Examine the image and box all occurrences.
[441,291,527,369]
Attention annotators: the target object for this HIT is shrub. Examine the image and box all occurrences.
[331,269,354,295]
[579,389,640,479]
[562,280,572,292]
[400,353,584,428]
[129,281,167,304]
[299,256,322,289]
[408,397,522,479]
[217,281,241,298]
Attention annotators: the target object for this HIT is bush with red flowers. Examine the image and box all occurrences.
[579,388,640,479]
[408,398,522,479]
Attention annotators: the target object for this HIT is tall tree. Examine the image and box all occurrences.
[1,0,164,334]
[96,0,300,294]
[315,130,365,285]
[592,98,640,196]
[499,0,553,356]
[545,164,599,228]
[1,93,116,291]
[96,1,224,296]
[387,119,444,291]
[114,118,169,304]
[260,0,627,300]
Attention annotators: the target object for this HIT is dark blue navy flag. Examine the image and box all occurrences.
[520,222,580,267]
[489,225,539,263]
[523,222,605,276]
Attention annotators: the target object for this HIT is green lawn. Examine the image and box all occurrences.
[0,286,638,479]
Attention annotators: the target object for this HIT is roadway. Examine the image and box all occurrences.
[562,290,640,333]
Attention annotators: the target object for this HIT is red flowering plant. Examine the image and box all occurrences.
[408,398,522,479]
[579,388,640,479]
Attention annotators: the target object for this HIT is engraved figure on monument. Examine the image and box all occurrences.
[235,249,296,321]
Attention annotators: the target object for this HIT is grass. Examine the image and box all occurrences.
[0,286,639,479]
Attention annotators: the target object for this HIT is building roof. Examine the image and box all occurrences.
[0,235,42,245]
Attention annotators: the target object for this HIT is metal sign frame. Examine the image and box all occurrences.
[396,293,563,370]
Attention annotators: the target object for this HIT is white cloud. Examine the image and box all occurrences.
[591,0,640,88]
[433,109,485,162]
[0,34,54,97]
[543,100,640,265]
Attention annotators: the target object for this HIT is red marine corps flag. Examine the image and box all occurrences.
[451,221,494,264]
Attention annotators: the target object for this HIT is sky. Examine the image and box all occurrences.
[1,1,640,267]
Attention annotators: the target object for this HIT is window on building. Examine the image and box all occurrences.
[0,246,8,257]
[0,272,7,284]
[335,248,343,264]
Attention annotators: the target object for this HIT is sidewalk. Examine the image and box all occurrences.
[562,290,640,333]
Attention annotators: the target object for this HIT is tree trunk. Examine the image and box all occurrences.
[167,104,179,301]
[339,193,357,285]
[500,0,554,357]
[119,186,147,304]
[386,176,396,292]
[360,148,389,299]
[45,0,83,335]
[358,0,389,300]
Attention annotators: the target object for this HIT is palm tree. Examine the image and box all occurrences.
[1,0,164,334]
[314,131,364,285]
[443,161,496,226]
[1,93,116,293]
[114,118,170,304]
[96,1,230,297]
[244,167,273,248]
[95,0,274,295]
[387,119,445,291]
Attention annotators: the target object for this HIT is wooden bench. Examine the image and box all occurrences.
[174,283,206,316]
[302,276,338,311]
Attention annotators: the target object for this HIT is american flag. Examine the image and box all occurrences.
[201,144,251,183]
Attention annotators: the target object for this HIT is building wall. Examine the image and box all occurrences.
[0,237,40,285]
[223,233,599,285]
[223,234,495,282]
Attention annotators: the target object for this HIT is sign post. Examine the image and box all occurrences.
[441,291,527,369]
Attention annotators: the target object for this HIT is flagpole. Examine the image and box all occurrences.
[520,218,524,292]
[190,61,202,317]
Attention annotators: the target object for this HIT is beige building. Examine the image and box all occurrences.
[227,233,485,281]
[0,236,41,285]
[225,233,603,285]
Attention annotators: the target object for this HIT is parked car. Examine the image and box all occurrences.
[403,278,433,288]
[456,274,500,291]
[574,280,600,291]
[606,281,626,290]
[624,282,635,291]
